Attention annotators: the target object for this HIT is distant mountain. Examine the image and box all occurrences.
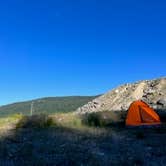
[76,77,166,114]
[0,96,97,117]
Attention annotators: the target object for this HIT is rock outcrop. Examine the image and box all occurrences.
[76,77,166,114]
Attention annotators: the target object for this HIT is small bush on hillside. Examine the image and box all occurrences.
[82,113,101,127]
[81,111,126,127]
[44,117,55,127]
[16,114,56,129]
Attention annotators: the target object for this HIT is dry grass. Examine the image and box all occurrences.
[0,113,166,165]
[49,113,82,128]
[0,114,23,130]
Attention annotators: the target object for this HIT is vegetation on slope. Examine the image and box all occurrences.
[0,96,96,117]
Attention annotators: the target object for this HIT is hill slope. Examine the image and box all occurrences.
[0,96,96,117]
[76,77,166,114]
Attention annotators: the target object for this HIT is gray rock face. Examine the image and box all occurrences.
[157,99,166,107]
[76,77,166,114]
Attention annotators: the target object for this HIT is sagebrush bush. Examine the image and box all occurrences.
[81,112,102,127]
[81,111,126,127]
[16,114,56,129]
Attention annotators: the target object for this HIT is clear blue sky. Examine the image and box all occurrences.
[0,0,166,105]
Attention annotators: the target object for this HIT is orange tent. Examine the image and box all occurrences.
[126,100,161,126]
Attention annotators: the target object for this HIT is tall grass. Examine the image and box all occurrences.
[0,111,127,131]
[0,113,23,129]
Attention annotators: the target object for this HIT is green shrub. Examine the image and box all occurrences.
[44,117,55,127]
[81,111,126,127]
[81,112,102,127]
[16,114,56,129]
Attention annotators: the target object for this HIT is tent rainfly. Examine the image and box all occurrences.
[126,100,161,126]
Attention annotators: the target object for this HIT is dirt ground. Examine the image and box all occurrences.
[0,124,165,166]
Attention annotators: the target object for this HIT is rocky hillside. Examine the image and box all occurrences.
[76,77,166,114]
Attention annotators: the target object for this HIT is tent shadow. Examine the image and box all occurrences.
[156,109,166,122]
